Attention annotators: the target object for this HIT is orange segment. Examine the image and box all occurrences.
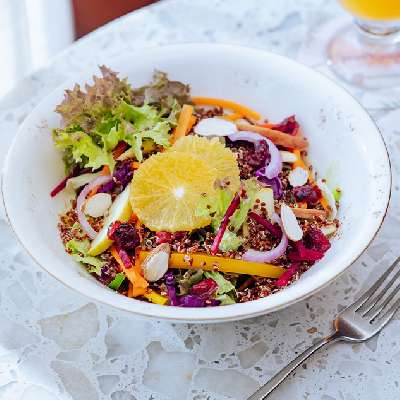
[130,152,217,231]
[170,136,240,192]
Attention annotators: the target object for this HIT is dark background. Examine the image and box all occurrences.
[72,0,158,38]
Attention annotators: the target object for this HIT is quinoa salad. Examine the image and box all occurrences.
[51,67,341,307]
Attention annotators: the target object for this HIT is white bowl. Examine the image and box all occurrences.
[2,44,391,323]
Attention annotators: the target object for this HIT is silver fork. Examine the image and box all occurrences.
[247,256,400,400]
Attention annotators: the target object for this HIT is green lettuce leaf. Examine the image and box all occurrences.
[53,128,113,171]
[115,101,175,161]
[108,272,126,290]
[215,293,236,305]
[196,188,234,231]
[229,179,259,232]
[219,231,245,252]
[204,271,235,295]
[66,238,105,274]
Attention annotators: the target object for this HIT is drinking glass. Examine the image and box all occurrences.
[327,0,400,89]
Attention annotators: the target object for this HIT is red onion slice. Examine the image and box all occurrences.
[242,213,288,263]
[228,131,282,179]
[76,175,112,239]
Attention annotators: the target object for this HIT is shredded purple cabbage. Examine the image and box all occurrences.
[179,294,206,307]
[257,175,283,199]
[165,271,179,306]
[97,180,115,193]
[113,159,134,188]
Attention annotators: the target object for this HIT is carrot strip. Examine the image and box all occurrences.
[192,97,261,121]
[258,122,274,128]
[131,287,147,297]
[112,141,128,159]
[319,197,329,210]
[297,202,308,209]
[292,149,307,170]
[111,246,148,296]
[291,208,327,219]
[101,165,110,175]
[128,282,134,298]
[171,104,194,143]
[236,123,308,150]
[186,115,197,134]
[221,112,243,121]
[138,251,284,278]
[131,161,140,170]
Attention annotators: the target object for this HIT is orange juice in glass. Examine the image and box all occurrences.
[340,0,400,20]
[327,0,400,89]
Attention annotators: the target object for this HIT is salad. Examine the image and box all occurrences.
[52,66,340,307]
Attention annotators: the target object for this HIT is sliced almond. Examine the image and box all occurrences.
[141,243,170,282]
[280,150,298,163]
[194,117,237,137]
[280,203,303,241]
[84,193,112,218]
[288,167,308,187]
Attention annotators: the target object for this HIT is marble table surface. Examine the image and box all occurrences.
[1,0,400,399]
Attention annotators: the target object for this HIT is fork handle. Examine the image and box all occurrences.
[247,331,341,400]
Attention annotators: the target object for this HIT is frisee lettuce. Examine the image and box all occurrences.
[66,238,105,274]
[53,67,184,172]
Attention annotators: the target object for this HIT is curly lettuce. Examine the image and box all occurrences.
[53,67,185,172]
[66,238,105,274]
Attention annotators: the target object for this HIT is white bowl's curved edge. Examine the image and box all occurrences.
[2,43,392,323]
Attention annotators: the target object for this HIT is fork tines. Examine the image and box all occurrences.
[352,256,400,324]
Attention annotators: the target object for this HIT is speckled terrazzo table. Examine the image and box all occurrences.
[1,1,400,399]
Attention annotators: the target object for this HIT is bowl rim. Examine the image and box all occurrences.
[2,43,392,323]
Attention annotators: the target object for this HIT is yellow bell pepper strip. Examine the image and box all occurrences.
[171,104,194,143]
[192,97,261,121]
[111,246,148,297]
[236,123,309,150]
[144,290,168,305]
[221,112,243,121]
[138,251,284,279]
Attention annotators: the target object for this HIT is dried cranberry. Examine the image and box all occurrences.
[155,231,186,245]
[190,278,218,298]
[304,228,331,253]
[156,231,173,244]
[108,222,139,250]
[108,221,122,239]
[288,228,330,263]
[271,115,299,135]
[293,185,322,205]
[172,231,187,240]
[113,159,134,188]
[276,262,301,287]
